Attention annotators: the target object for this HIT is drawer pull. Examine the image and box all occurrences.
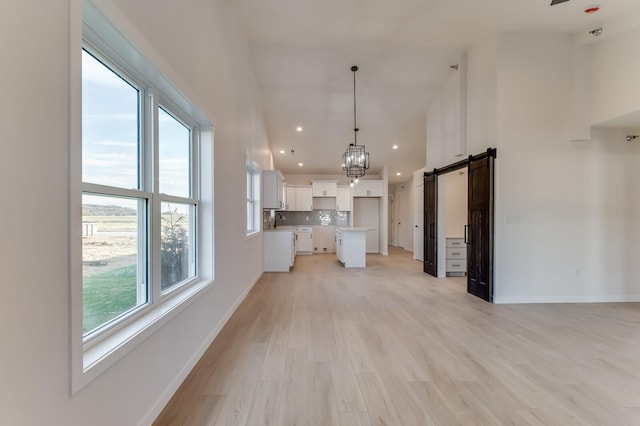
[452,264,461,267]
[452,252,460,255]
[452,242,460,245]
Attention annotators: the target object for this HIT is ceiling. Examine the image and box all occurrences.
[229,0,640,184]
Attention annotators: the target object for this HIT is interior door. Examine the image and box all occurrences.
[413,184,424,261]
[467,152,495,302]
[423,173,437,276]
[396,190,411,250]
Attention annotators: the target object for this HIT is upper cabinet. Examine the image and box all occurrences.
[285,185,312,211]
[263,170,285,209]
[296,187,313,211]
[336,186,351,211]
[312,181,337,197]
[352,180,384,197]
[285,184,296,211]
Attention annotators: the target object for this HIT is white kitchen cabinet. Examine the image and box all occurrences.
[285,185,313,211]
[336,186,351,211]
[285,185,295,211]
[264,228,296,272]
[312,181,337,197]
[352,180,384,197]
[263,170,285,209]
[336,228,367,268]
[296,226,313,254]
[295,186,313,211]
[312,225,335,253]
[335,229,343,262]
[446,237,466,276]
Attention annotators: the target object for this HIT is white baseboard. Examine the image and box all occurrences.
[494,294,640,304]
[138,271,263,426]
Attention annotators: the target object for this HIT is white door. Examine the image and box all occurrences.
[353,197,379,253]
[413,184,424,261]
[388,195,395,245]
[396,190,412,250]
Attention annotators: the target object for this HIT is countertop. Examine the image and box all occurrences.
[337,227,371,232]
[264,226,296,232]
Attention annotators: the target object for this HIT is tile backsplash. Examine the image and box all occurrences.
[263,210,350,229]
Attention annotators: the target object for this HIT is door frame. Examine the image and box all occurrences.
[423,148,497,301]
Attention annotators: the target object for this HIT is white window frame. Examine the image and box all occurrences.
[70,1,214,393]
[246,156,261,237]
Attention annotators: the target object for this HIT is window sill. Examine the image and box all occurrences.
[74,278,212,393]
[245,230,262,240]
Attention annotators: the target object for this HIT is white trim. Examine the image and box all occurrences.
[493,294,640,304]
[78,279,212,391]
[245,230,262,240]
[245,154,261,236]
[136,271,263,426]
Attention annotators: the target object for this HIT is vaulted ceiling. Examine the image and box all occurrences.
[229,0,640,183]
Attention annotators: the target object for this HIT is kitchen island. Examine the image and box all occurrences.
[335,227,369,268]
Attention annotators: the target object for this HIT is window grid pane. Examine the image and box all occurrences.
[82,193,147,335]
[82,49,140,190]
[159,107,191,197]
[160,202,195,291]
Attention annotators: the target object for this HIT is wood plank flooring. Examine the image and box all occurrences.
[153,247,640,425]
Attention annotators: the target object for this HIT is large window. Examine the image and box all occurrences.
[82,48,200,337]
[72,8,213,391]
[246,159,260,235]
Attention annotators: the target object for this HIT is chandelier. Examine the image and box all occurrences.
[342,65,369,178]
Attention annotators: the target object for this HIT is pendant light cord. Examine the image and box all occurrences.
[352,65,358,146]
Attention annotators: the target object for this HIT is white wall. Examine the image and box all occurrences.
[0,1,271,425]
[436,169,468,276]
[427,37,497,169]
[426,27,640,303]
[442,170,468,238]
[590,26,640,126]
[494,31,640,303]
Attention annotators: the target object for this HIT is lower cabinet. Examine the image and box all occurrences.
[312,226,336,253]
[446,237,466,276]
[336,229,366,268]
[264,229,296,272]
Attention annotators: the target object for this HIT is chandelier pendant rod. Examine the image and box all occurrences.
[353,65,358,147]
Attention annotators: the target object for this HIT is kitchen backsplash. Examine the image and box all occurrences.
[263,210,350,228]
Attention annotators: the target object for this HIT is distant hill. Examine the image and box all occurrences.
[83,204,137,216]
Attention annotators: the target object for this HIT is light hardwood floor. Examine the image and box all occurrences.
[153,247,640,425]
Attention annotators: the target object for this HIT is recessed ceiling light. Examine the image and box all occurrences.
[298,162,303,167]
[296,126,303,132]
[279,150,285,154]
[396,172,402,176]
[392,144,398,150]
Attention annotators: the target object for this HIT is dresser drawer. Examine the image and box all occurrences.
[446,238,466,248]
[446,248,466,259]
[446,259,466,272]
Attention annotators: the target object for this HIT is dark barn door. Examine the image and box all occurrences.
[466,150,495,302]
[423,173,437,276]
